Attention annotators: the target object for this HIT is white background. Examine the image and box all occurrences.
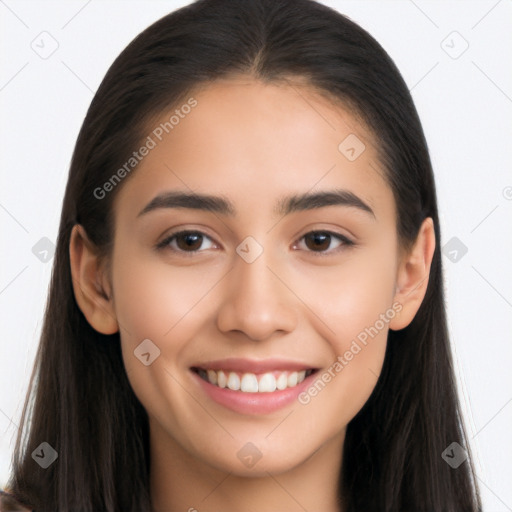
[1,1,511,510]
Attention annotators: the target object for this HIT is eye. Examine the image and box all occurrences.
[294,230,354,254]
[156,230,217,253]
[156,229,353,255]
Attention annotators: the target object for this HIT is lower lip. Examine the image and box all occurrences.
[191,370,317,415]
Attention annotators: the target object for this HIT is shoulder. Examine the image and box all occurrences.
[0,490,33,512]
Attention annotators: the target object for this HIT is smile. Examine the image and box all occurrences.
[190,358,320,414]
[194,368,314,393]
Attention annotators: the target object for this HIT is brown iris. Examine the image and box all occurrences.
[303,232,332,251]
[175,232,204,251]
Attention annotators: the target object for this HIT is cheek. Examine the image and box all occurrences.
[109,250,227,406]
[292,245,396,425]
[111,250,222,350]
[295,242,397,342]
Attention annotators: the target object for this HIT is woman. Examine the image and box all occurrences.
[1,0,482,510]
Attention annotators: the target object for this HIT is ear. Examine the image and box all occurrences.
[389,217,436,331]
[69,224,119,335]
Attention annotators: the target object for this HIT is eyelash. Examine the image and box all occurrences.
[155,229,355,256]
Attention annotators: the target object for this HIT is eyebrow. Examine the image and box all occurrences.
[137,189,375,219]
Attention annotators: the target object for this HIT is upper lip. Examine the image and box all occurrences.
[192,358,317,373]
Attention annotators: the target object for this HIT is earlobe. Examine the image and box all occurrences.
[69,224,119,335]
[389,217,436,331]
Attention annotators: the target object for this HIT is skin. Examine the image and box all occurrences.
[69,76,435,512]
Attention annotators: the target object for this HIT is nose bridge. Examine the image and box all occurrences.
[216,238,297,340]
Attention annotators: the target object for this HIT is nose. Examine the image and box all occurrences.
[216,247,298,341]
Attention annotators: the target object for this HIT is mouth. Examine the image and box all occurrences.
[189,358,320,415]
[192,367,316,393]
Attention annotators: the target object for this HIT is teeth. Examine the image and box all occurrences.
[287,371,298,387]
[227,372,240,391]
[207,369,217,386]
[217,370,227,388]
[198,368,313,393]
[240,373,258,392]
[276,373,288,390]
[258,373,276,392]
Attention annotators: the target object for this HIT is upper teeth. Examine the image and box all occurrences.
[198,369,311,392]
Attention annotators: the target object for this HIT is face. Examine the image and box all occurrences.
[108,76,401,476]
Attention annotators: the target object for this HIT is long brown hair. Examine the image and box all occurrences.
[5,1,481,510]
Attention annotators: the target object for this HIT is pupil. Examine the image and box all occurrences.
[178,233,202,250]
[306,232,330,251]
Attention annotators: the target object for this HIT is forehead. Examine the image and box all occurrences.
[113,76,394,224]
